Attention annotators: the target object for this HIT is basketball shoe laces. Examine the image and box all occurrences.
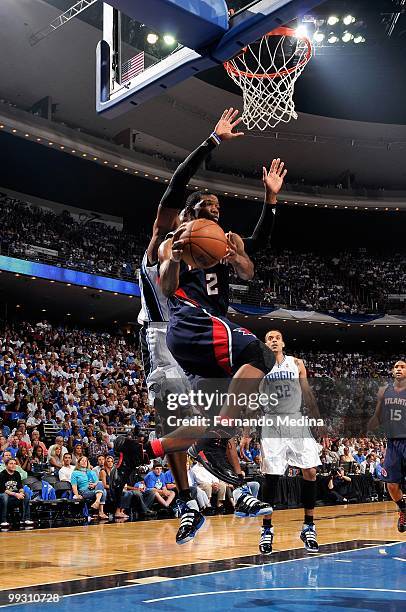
[301,524,318,549]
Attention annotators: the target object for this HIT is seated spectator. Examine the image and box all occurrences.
[186,460,211,512]
[0,458,33,528]
[16,447,32,474]
[327,467,352,504]
[30,431,48,457]
[47,436,67,461]
[88,432,110,467]
[49,445,63,471]
[162,468,177,493]
[5,437,19,458]
[58,453,74,482]
[0,450,28,480]
[191,461,227,513]
[31,444,46,465]
[92,455,106,478]
[71,443,84,467]
[144,463,175,509]
[353,448,366,465]
[99,455,127,519]
[71,456,108,519]
[123,478,157,518]
[340,446,354,464]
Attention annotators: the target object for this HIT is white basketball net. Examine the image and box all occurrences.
[224,30,311,131]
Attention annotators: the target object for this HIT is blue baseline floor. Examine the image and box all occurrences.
[3,542,406,612]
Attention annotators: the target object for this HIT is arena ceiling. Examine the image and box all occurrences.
[1,0,406,189]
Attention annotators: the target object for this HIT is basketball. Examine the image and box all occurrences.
[180,219,228,269]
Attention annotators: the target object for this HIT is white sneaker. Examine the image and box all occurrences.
[24,519,34,526]
[1,522,10,528]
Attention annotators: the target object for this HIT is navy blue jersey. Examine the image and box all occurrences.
[381,382,406,439]
[168,261,230,317]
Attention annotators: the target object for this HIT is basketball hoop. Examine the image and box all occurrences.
[224,27,312,131]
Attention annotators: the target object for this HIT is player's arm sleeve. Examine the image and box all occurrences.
[242,204,276,256]
[160,135,219,209]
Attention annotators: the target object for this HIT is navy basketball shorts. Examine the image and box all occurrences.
[166,306,275,379]
[381,438,406,483]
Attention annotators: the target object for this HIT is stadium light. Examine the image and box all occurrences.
[163,34,176,45]
[328,33,339,43]
[295,24,308,38]
[146,32,158,44]
[343,15,355,26]
[327,16,339,26]
[313,31,325,42]
[354,34,365,43]
[342,31,354,43]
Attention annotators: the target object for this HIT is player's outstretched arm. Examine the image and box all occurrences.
[147,108,244,264]
[225,231,254,280]
[243,158,287,256]
[158,225,185,297]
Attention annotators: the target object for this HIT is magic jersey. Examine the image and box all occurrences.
[138,251,169,324]
[260,355,303,415]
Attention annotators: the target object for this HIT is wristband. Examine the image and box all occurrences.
[209,131,222,146]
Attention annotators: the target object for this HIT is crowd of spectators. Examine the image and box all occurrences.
[252,249,371,314]
[1,193,405,314]
[0,194,147,279]
[0,317,400,527]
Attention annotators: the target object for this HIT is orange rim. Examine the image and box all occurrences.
[223,26,312,80]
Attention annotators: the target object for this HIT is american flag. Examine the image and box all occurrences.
[121,51,145,83]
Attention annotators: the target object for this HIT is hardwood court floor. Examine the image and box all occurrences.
[0,502,403,591]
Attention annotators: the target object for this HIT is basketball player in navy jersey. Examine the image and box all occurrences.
[368,360,406,532]
[113,108,285,541]
[148,160,287,518]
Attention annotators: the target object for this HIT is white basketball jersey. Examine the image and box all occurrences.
[260,355,302,415]
[138,251,169,324]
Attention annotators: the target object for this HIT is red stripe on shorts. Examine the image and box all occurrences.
[174,288,200,307]
[211,316,232,375]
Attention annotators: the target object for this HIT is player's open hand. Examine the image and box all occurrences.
[170,223,187,263]
[263,158,287,195]
[224,232,239,263]
[214,108,244,141]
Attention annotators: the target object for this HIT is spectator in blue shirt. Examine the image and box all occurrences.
[353,449,366,465]
[162,468,177,492]
[71,456,108,519]
[144,463,175,508]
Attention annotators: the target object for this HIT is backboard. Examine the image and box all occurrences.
[96,0,327,118]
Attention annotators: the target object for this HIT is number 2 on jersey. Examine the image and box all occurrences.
[206,272,218,295]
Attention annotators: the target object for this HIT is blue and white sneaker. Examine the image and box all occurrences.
[234,486,273,518]
[175,499,205,545]
[300,524,319,552]
[259,526,274,555]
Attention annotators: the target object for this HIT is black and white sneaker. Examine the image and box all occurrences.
[188,431,241,486]
[235,488,273,518]
[175,500,205,545]
[300,524,319,553]
[259,526,274,555]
